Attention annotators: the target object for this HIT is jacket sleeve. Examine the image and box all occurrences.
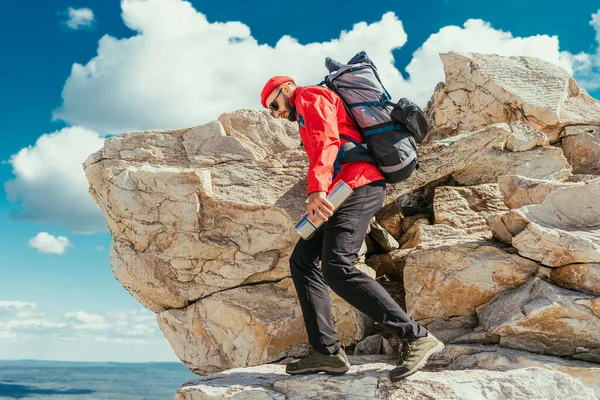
[297,89,340,194]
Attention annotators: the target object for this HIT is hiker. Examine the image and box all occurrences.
[260,75,444,382]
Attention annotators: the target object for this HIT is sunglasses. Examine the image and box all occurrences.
[269,88,283,116]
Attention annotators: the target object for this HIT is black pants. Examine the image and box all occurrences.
[289,180,427,355]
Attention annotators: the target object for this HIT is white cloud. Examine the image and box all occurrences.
[5,319,68,330]
[561,10,600,90]
[396,18,574,106]
[0,303,172,361]
[95,245,105,251]
[53,0,409,134]
[4,126,107,233]
[28,232,72,254]
[0,303,160,344]
[0,300,38,317]
[65,311,112,330]
[63,7,95,30]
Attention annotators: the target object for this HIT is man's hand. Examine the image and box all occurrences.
[307,191,334,224]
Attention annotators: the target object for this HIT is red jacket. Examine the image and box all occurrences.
[290,86,385,195]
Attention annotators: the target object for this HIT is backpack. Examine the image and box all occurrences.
[320,51,428,184]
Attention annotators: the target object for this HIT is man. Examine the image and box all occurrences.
[260,76,444,382]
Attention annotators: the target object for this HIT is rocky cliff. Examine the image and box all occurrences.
[84,52,600,399]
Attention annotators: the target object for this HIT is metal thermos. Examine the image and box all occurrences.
[294,180,354,240]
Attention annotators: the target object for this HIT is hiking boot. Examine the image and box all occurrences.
[285,346,351,375]
[389,332,444,382]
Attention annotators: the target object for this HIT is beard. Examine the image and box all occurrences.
[282,94,296,121]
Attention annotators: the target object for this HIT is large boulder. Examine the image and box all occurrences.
[403,240,538,321]
[426,52,600,143]
[84,110,370,373]
[488,178,600,267]
[476,277,600,362]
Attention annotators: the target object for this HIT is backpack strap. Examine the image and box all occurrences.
[336,134,375,166]
[364,123,406,136]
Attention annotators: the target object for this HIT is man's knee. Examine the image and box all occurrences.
[321,258,353,287]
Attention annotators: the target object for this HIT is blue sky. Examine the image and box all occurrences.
[0,0,599,362]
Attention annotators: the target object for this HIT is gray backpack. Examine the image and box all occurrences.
[321,51,428,184]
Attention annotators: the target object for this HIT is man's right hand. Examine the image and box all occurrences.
[307,191,334,224]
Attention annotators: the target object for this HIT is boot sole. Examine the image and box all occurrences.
[389,342,445,383]
[286,364,350,376]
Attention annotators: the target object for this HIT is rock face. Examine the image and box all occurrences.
[84,53,600,397]
[426,52,600,143]
[83,110,369,373]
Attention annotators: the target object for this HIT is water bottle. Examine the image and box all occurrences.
[294,180,354,240]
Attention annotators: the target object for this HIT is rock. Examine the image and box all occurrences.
[421,315,479,344]
[369,222,400,252]
[535,265,554,281]
[476,277,600,360]
[385,123,571,205]
[486,212,514,244]
[367,249,412,281]
[567,174,600,182]
[376,203,403,240]
[399,224,469,249]
[354,334,391,356]
[175,356,597,400]
[400,214,430,234]
[433,344,600,398]
[426,52,600,143]
[506,122,550,151]
[550,263,600,296]
[561,125,600,174]
[497,175,583,209]
[497,179,600,267]
[157,278,369,374]
[573,348,600,364]
[396,185,436,217]
[403,240,538,321]
[433,184,508,237]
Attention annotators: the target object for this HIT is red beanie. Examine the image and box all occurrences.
[260,76,295,108]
